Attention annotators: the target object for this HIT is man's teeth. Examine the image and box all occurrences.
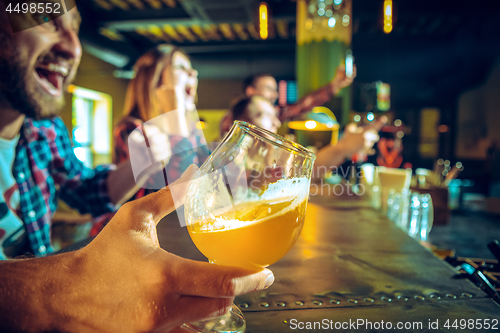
[46,63,69,77]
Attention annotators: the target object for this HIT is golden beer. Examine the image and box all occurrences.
[183,122,315,333]
[188,192,308,270]
[377,167,412,191]
[377,167,412,212]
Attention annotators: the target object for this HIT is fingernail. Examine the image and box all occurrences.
[232,269,275,295]
[264,271,275,289]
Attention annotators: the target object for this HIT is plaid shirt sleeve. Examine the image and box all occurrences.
[52,118,117,217]
[12,117,117,257]
[279,83,334,121]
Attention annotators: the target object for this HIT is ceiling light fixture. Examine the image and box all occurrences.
[259,2,269,39]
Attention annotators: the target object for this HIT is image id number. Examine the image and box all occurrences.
[5,2,61,14]
[444,319,498,330]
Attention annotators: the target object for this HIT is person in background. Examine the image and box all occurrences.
[0,5,274,331]
[229,95,282,134]
[0,4,149,259]
[228,96,386,179]
[113,44,210,197]
[220,64,356,133]
[245,65,355,120]
[89,45,210,235]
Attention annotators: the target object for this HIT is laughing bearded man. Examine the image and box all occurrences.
[0,5,274,332]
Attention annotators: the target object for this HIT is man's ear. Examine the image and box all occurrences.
[245,86,256,97]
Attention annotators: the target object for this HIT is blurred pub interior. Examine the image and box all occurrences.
[55,0,500,258]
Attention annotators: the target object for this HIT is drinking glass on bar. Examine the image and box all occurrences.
[376,167,412,213]
[407,193,434,241]
[183,121,316,333]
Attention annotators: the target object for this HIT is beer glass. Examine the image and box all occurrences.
[376,166,412,213]
[184,121,316,332]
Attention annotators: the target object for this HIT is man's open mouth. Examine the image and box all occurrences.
[34,63,69,96]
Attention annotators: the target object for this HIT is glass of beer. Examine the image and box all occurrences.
[376,166,412,213]
[184,121,316,332]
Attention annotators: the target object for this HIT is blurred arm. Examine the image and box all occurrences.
[313,116,386,180]
[280,64,357,121]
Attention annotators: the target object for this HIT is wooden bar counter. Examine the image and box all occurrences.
[156,188,499,332]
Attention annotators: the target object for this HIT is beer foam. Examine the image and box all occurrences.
[198,177,310,232]
[261,177,309,201]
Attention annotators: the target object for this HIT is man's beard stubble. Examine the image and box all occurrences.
[0,32,65,120]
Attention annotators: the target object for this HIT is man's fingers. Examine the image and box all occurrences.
[137,164,198,225]
[170,256,274,298]
[169,296,234,329]
[152,296,232,333]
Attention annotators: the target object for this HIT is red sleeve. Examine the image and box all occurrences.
[113,118,143,164]
[279,84,333,121]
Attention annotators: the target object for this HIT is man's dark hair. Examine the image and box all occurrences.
[230,95,269,121]
[243,73,274,93]
[230,96,254,121]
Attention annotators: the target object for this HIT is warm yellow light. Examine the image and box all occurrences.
[305,120,317,129]
[196,121,206,130]
[288,120,338,131]
[383,0,392,34]
[259,2,268,40]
